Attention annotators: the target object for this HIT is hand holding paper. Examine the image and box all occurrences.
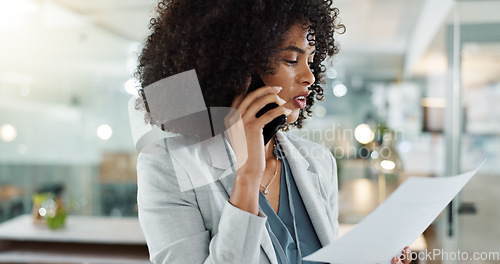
[303,161,485,264]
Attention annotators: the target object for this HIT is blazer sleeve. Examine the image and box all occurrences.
[136,149,269,264]
[328,151,340,240]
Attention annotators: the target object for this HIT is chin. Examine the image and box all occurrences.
[286,112,300,124]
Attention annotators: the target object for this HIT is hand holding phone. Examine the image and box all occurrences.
[246,74,287,145]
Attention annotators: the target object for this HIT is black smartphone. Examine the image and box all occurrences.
[247,74,287,145]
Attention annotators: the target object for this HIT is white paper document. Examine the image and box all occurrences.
[303,161,485,264]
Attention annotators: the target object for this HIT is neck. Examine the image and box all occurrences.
[264,137,276,160]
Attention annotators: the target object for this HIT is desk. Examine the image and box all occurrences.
[0,215,150,264]
[0,216,427,264]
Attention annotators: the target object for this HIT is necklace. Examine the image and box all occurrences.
[260,143,279,195]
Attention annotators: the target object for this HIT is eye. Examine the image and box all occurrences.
[284,60,298,66]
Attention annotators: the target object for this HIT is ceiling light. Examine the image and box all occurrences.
[97,124,112,140]
[125,78,140,96]
[326,68,338,79]
[0,124,17,142]
[354,124,374,144]
[0,124,18,142]
[0,0,39,30]
[380,160,396,171]
[333,82,347,97]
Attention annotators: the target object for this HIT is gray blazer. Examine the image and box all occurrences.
[137,131,339,264]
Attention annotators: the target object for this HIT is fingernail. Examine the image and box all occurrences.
[274,86,282,90]
[285,108,292,115]
[279,98,286,104]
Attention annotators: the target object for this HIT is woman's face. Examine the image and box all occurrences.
[259,24,316,124]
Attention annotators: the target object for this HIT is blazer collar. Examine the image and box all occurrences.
[207,132,334,247]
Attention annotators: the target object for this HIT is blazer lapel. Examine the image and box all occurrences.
[205,134,236,195]
[276,132,334,246]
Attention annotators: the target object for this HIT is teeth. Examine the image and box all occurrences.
[296,96,305,100]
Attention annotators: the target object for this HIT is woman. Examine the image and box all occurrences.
[135,0,412,263]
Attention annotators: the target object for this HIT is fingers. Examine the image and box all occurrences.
[242,93,287,122]
[249,105,291,131]
[402,246,412,264]
[231,85,290,133]
[225,90,289,132]
[224,85,289,174]
[392,246,412,264]
[237,86,282,114]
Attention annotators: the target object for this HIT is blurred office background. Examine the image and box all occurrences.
[0,0,499,263]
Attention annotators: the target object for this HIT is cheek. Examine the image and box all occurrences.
[277,90,288,100]
[261,67,294,88]
[275,79,295,98]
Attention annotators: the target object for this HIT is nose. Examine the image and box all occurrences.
[298,63,315,86]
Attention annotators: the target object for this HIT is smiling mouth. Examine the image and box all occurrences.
[293,96,307,109]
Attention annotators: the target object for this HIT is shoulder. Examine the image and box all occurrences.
[137,134,231,192]
[136,136,193,188]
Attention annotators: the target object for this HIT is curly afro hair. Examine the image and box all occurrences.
[136,0,345,133]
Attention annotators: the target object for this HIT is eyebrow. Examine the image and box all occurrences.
[280,46,316,55]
